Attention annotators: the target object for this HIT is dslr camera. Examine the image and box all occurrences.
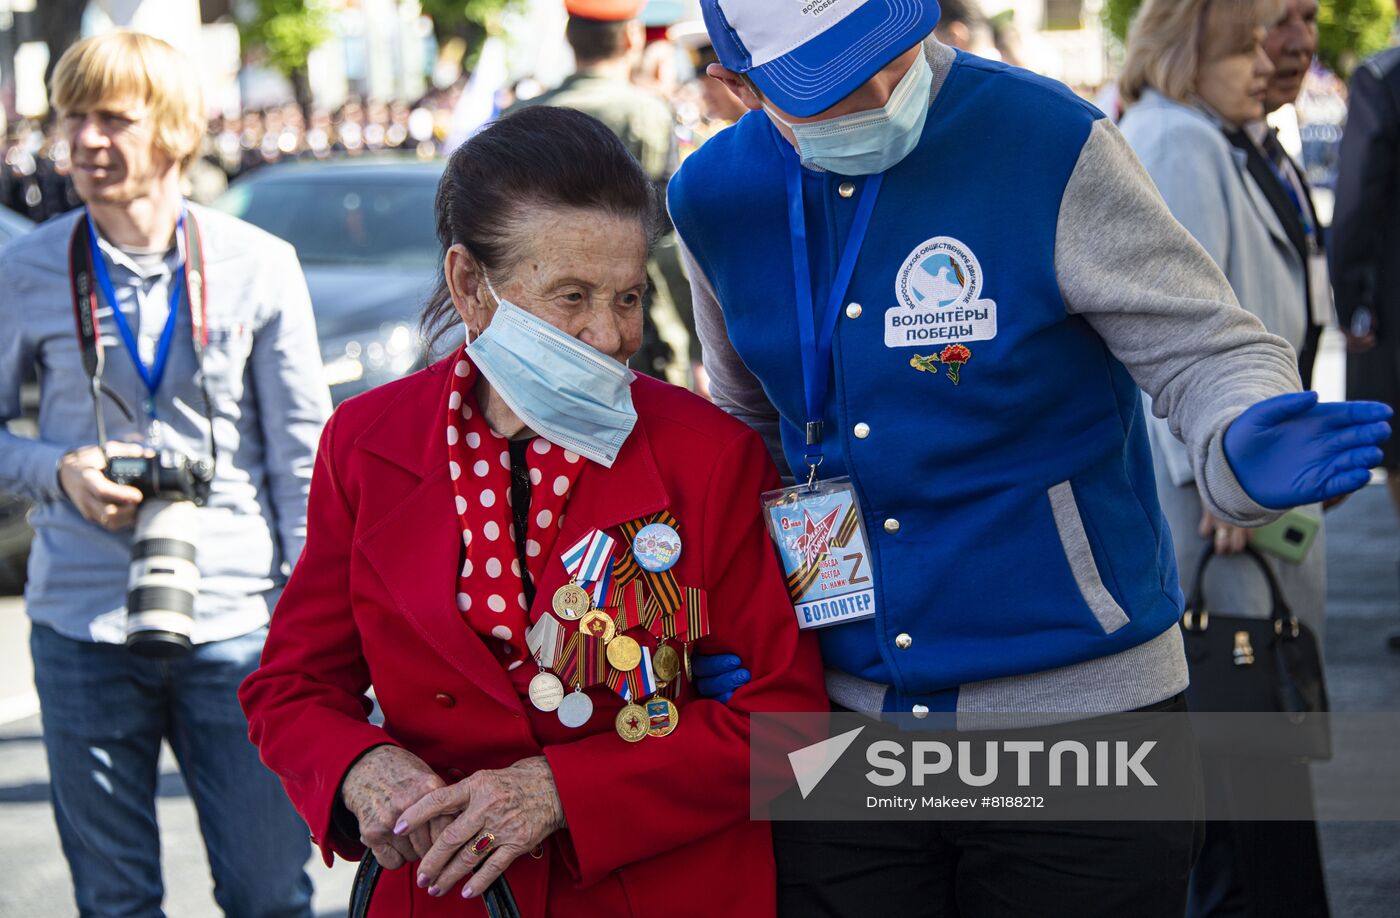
[106,450,214,657]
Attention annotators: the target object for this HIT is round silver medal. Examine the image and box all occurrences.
[528,672,565,712]
[556,690,594,729]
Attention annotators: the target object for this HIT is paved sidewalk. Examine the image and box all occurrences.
[0,601,355,917]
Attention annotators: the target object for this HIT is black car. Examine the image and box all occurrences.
[213,158,446,404]
[0,206,35,593]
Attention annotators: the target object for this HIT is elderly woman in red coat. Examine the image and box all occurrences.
[238,105,826,918]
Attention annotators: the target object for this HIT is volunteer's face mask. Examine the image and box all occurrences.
[466,274,638,468]
[766,51,933,175]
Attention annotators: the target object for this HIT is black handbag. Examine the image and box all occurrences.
[349,856,521,918]
[1180,544,1330,760]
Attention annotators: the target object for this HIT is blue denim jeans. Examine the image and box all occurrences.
[30,624,314,918]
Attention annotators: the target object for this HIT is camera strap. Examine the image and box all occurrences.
[69,208,219,471]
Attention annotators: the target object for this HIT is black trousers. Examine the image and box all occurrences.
[773,697,1204,918]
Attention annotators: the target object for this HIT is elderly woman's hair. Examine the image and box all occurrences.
[420,106,660,350]
[1119,0,1285,105]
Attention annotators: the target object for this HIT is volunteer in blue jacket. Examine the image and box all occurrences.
[670,1,1391,915]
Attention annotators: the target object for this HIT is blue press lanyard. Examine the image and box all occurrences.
[783,146,883,487]
[1264,154,1316,241]
[86,211,186,419]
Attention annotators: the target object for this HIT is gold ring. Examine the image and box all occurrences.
[469,831,495,857]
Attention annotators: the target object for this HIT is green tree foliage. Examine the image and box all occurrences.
[419,0,526,69]
[239,0,334,78]
[1103,0,1396,77]
[1318,0,1397,74]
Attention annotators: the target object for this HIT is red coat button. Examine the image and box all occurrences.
[434,692,455,708]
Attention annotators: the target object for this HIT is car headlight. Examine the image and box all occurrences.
[321,322,420,389]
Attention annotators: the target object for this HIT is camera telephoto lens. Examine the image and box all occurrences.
[125,498,200,657]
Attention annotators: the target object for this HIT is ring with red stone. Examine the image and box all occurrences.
[469,831,496,857]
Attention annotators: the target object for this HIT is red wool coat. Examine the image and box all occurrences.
[239,358,827,918]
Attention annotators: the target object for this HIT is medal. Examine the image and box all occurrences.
[631,522,682,573]
[557,689,593,728]
[528,671,565,712]
[615,703,649,743]
[683,643,692,682]
[579,609,616,643]
[606,634,642,672]
[645,697,679,738]
[652,643,681,684]
[552,582,592,621]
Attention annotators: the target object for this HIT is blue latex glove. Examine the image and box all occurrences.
[691,653,751,705]
[1223,391,1392,509]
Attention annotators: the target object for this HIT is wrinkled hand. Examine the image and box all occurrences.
[1223,392,1392,509]
[340,745,446,870]
[1198,508,1250,555]
[693,653,751,704]
[395,755,564,900]
[59,442,147,530]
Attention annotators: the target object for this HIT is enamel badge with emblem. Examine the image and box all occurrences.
[887,236,997,356]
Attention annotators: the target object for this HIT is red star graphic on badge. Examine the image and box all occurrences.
[792,506,841,569]
[627,714,641,731]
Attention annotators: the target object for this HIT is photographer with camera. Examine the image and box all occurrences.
[0,32,327,916]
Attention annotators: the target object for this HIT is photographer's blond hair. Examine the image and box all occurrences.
[50,31,205,172]
[1119,0,1285,105]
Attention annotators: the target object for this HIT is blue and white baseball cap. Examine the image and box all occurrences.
[700,0,941,117]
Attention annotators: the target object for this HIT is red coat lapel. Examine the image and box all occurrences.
[352,365,524,715]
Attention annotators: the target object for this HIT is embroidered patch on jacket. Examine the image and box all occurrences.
[909,345,973,385]
[887,236,998,348]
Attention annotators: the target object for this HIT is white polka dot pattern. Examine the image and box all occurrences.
[445,352,585,666]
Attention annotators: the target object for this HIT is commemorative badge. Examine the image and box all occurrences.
[652,643,681,684]
[579,608,616,643]
[615,703,649,743]
[607,634,642,672]
[557,689,594,729]
[646,698,679,738]
[551,582,592,621]
[886,236,997,357]
[762,478,877,630]
[527,671,565,712]
[631,522,681,573]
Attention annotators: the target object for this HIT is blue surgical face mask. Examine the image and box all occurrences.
[766,51,933,175]
[467,276,638,468]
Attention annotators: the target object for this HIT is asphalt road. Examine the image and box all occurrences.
[0,483,1398,916]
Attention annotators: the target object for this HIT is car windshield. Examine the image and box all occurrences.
[217,174,440,268]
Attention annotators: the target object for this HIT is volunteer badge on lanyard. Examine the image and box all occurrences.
[763,482,877,630]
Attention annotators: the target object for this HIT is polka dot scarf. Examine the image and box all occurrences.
[445,351,586,669]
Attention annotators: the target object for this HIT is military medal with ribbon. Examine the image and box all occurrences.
[554,529,617,621]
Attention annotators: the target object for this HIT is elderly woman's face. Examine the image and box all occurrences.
[451,207,648,366]
[1197,29,1274,128]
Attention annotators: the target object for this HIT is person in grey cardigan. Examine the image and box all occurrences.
[1119,1,1330,915]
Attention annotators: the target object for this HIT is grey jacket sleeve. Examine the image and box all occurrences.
[250,242,332,569]
[676,235,791,477]
[1056,119,1298,527]
[0,257,68,504]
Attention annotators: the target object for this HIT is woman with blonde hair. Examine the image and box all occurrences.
[1119,1,1332,916]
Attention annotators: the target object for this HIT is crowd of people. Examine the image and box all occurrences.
[0,88,465,222]
[1,1,1399,917]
